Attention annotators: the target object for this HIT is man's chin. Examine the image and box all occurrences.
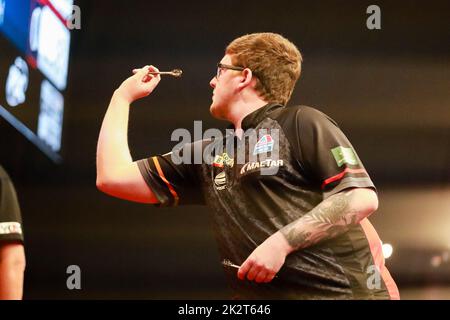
[209,103,225,120]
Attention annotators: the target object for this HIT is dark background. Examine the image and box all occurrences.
[0,0,449,299]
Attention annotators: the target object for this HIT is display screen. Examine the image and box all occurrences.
[0,0,74,163]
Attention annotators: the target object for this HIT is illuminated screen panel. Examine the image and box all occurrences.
[0,0,73,163]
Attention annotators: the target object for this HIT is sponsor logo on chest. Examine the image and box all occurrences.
[214,171,227,190]
[212,152,234,168]
[240,159,284,174]
[253,134,274,155]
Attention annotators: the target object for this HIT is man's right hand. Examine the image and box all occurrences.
[115,65,161,104]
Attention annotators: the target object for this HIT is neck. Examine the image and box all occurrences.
[229,98,268,131]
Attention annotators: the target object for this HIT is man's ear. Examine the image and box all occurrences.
[237,68,254,90]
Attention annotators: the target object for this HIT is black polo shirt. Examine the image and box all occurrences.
[137,104,398,299]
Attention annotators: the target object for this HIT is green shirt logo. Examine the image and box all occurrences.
[331,146,358,167]
[213,153,234,168]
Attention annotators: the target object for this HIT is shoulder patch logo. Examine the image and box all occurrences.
[331,146,359,167]
[253,134,274,155]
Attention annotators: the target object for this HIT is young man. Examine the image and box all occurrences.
[96,33,399,299]
[0,165,25,300]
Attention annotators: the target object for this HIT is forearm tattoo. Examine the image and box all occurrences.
[280,190,366,250]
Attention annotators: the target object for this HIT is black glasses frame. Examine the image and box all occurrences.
[216,63,245,78]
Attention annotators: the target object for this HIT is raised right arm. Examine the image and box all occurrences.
[96,66,160,203]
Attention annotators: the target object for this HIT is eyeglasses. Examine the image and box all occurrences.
[216,63,245,79]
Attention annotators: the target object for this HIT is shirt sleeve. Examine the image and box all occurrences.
[295,107,376,198]
[136,140,207,207]
[0,174,24,243]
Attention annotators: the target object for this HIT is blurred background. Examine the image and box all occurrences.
[0,0,449,299]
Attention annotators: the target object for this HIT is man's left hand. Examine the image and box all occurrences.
[237,231,293,283]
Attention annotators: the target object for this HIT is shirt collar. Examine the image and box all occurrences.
[240,103,284,130]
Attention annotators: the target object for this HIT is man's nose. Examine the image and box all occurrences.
[210,77,216,89]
